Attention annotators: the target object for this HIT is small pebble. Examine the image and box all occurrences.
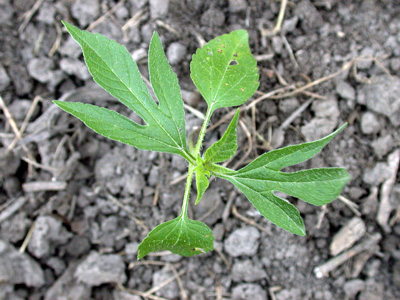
[371,135,394,157]
[336,80,356,100]
[71,0,100,27]
[362,162,391,186]
[344,279,365,298]
[224,226,260,257]
[167,42,187,65]
[75,251,127,286]
[228,0,248,13]
[360,112,381,134]
[232,283,267,300]
[149,0,169,19]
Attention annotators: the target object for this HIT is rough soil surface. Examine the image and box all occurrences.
[1,0,400,299]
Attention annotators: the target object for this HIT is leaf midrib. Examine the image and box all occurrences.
[228,177,302,230]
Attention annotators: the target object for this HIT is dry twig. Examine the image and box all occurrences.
[0,197,28,224]
[314,233,381,278]
[18,0,45,33]
[106,193,148,231]
[19,221,36,253]
[86,0,126,31]
[22,181,67,192]
[377,149,400,232]
[232,205,269,233]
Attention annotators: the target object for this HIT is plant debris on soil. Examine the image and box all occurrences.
[0,0,400,299]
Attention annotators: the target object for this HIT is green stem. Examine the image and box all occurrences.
[179,105,214,219]
[180,164,195,219]
[182,151,197,166]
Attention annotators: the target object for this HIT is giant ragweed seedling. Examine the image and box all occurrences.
[54,22,350,259]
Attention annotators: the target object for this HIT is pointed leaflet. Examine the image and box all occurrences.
[190,30,259,112]
[56,22,189,159]
[195,169,210,205]
[204,109,239,164]
[137,217,214,259]
[212,125,351,235]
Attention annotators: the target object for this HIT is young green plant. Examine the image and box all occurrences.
[54,22,350,259]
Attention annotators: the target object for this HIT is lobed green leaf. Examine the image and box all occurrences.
[195,169,210,205]
[190,30,259,112]
[137,217,214,259]
[212,125,351,235]
[58,22,189,159]
[204,109,240,164]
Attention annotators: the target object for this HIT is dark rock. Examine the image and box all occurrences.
[0,148,20,178]
[167,42,187,65]
[294,0,324,31]
[393,261,400,289]
[75,251,127,286]
[357,75,400,126]
[28,215,73,258]
[0,63,10,91]
[232,259,267,282]
[8,64,33,96]
[271,36,283,54]
[65,235,91,257]
[113,291,141,300]
[3,176,21,196]
[224,226,260,257]
[71,0,100,27]
[232,283,267,300]
[0,239,45,287]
